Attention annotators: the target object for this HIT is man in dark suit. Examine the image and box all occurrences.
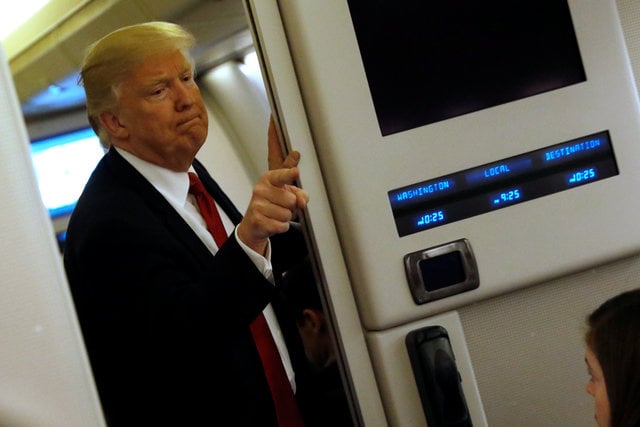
[63,22,309,426]
[279,257,354,427]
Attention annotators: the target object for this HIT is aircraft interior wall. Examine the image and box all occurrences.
[5,0,640,425]
[451,3,640,423]
[0,46,104,427]
[245,0,640,426]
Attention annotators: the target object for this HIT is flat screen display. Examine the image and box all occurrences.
[347,1,586,136]
[30,127,105,218]
[389,131,618,236]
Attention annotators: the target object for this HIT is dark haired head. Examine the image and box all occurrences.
[586,289,640,427]
[280,257,323,325]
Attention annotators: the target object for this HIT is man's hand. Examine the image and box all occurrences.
[267,115,301,170]
[237,116,309,255]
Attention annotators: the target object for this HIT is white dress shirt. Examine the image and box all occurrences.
[115,147,296,391]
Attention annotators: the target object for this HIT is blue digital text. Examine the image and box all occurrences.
[544,138,602,162]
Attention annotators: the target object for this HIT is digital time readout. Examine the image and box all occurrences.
[567,167,596,184]
[417,210,445,227]
[390,131,618,236]
[491,188,521,206]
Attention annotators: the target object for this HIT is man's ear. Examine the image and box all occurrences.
[98,112,128,139]
[302,308,325,333]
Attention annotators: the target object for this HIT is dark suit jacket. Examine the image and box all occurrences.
[64,148,307,426]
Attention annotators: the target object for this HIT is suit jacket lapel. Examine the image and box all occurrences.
[105,149,215,263]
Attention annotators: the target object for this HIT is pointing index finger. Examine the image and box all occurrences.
[268,166,299,188]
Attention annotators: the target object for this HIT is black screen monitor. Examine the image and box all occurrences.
[347,0,586,136]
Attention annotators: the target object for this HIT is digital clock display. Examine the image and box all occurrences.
[389,131,618,237]
[491,188,521,206]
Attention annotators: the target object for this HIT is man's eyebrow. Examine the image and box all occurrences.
[142,65,192,87]
[143,75,170,86]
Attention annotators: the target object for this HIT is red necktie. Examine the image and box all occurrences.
[188,172,304,427]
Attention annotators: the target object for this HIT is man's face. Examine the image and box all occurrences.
[109,50,209,171]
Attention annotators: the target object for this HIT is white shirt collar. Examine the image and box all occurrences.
[115,146,192,207]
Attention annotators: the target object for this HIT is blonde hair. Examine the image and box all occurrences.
[79,21,196,147]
